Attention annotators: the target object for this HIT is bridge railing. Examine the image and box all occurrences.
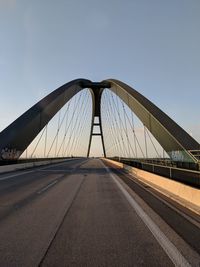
[110,157,200,188]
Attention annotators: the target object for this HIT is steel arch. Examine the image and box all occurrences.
[0,79,90,160]
[103,79,199,163]
[0,78,199,163]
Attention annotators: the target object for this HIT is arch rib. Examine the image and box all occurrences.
[0,79,91,160]
[103,79,199,163]
[0,78,199,163]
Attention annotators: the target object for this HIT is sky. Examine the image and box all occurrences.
[0,0,200,155]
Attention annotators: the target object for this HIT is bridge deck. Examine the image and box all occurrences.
[0,159,199,266]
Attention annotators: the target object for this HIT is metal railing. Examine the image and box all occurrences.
[110,157,200,188]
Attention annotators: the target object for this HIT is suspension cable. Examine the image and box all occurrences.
[143,125,148,158]
[127,93,138,158]
[111,90,137,158]
[55,110,61,156]
[73,91,91,156]
[122,100,131,158]
[47,91,82,157]
[44,124,48,157]
[67,90,90,156]
[105,90,126,157]
[114,89,145,158]
[30,126,46,158]
[57,99,72,156]
[63,91,85,156]
[145,127,161,158]
[101,91,120,156]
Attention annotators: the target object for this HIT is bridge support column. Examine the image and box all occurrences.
[87,115,106,158]
[87,83,108,158]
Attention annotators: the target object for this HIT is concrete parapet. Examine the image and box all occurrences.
[103,158,200,215]
[0,159,68,174]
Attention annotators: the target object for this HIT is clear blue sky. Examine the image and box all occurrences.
[0,0,200,142]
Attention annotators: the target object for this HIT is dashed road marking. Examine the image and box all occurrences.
[37,180,58,195]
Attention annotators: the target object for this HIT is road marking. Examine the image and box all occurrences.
[0,158,80,181]
[0,170,34,181]
[101,161,191,267]
[38,169,71,172]
[37,180,58,194]
[37,159,74,170]
[126,170,200,228]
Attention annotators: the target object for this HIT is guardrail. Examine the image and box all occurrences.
[103,158,200,215]
[110,158,200,188]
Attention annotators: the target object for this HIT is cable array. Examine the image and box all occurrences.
[20,87,169,160]
[21,89,92,159]
[101,89,168,160]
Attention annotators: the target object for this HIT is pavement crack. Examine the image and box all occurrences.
[38,175,86,267]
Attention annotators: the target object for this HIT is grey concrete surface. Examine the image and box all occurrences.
[41,159,173,267]
[0,158,198,266]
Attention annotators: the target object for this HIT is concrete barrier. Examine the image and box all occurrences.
[103,158,200,215]
[0,159,69,174]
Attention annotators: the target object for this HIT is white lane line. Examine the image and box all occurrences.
[101,161,191,267]
[37,180,58,195]
[36,158,83,171]
[0,158,80,181]
[0,170,34,181]
[38,169,70,172]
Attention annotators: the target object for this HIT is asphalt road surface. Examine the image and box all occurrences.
[0,158,199,266]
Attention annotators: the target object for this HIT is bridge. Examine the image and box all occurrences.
[0,79,199,266]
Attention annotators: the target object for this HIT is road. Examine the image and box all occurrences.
[0,158,199,266]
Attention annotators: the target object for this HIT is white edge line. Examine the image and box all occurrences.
[0,170,34,181]
[101,161,191,267]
